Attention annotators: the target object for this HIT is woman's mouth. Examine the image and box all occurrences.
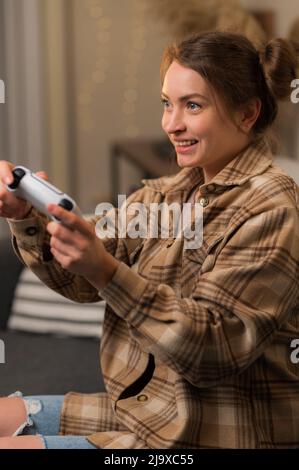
[174,139,198,154]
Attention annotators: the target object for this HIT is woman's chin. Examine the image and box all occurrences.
[177,154,200,168]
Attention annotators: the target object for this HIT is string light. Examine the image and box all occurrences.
[78,0,111,131]
[122,0,149,138]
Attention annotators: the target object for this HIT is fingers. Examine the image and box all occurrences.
[0,184,7,199]
[47,204,91,237]
[0,160,14,185]
[47,220,79,245]
[48,224,88,269]
[47,209,93,252]
[0,162,48,186]
[47,207,95,269]
[0,199,13,218]
[0,181,21,206]
[0,181,15,201]
[0,162,48,220]
[0,183,23,212]
[50,246,71,266]
[0,200,5,217]
[49,236,77,258]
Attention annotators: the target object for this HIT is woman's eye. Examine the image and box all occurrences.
[187,101,201,110]
[161,98,170,108]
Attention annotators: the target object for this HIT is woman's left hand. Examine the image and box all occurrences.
[47,204,119,290]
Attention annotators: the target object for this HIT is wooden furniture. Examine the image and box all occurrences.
[110,139,179,204]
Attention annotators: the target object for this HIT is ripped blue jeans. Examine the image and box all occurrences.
[10,392,96,449]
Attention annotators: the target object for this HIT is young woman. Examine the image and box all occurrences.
[0,31,298,449]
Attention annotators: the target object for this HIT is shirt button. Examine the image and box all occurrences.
[25,226,38,236]
[137,394,148,402]
[199,197,209,207]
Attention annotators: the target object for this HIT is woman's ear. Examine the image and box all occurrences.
[238,98,262,133]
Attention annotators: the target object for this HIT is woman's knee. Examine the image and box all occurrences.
[0,397,28,437]
[0,435,45,449]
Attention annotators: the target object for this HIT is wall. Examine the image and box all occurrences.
[0,0,6,161]
[241,0,299,161]
[71,0,172,211]
[240,0,298,35]
[0,0,51,238]
[2,0,48,170]
[0,0,7,238]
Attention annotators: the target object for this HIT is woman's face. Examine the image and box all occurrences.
[161,61,250,182]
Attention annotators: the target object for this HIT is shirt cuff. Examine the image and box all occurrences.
[99,261,148,320]
[7,209,49,249]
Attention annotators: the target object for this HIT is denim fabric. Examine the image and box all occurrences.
[41,435,96,450]
[22,395,96,449]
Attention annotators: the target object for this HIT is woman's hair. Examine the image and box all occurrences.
[160,31,299,136]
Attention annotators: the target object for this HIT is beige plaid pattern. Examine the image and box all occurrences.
[8,138,299,448]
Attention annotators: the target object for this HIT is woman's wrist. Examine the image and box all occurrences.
[86,252,120,291]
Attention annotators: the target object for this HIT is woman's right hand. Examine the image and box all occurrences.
[0,160,47,220]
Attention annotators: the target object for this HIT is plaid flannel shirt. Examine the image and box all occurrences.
[8,138,299,448]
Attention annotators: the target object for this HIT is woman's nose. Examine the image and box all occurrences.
[162,110,186,134]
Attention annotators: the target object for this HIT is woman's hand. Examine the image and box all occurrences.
[0,160,48,220]
[47,204,120,290]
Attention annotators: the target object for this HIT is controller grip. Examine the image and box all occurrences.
[8,168,26,189]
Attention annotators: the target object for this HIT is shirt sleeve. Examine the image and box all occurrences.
[98,205,299,388]
[7,188,146,303]
[7,209,102,302]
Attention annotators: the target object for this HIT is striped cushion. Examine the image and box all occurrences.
[8,268,105,338]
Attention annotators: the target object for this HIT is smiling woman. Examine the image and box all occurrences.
[160,32,298,181]
[161,61,255,181]
[0,30,299,449]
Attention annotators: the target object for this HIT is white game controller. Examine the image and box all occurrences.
[7,166,82,221]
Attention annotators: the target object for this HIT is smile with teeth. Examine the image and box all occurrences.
[175,140,198,147]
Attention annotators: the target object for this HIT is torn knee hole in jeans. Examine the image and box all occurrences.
[8,391,42,436]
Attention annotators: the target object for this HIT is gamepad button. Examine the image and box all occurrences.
[58,198,74,211]
[8,168,26,189]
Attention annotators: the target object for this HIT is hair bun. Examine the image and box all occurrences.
[258,38,298,100]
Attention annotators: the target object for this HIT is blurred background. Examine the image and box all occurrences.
[0,0,298,237]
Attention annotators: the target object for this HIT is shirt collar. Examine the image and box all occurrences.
[142,138,273,195]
